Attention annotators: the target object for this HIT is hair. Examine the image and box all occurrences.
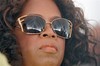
[0,0,98,66]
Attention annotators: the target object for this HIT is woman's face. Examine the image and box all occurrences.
[14,0,65,66]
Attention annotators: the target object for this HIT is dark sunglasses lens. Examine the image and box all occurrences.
[52,19,70,39]
[22,16,45,33]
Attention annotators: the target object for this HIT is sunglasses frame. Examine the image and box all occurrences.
[16,14,73,39]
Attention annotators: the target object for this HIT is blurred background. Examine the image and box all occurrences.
[73,0,100,26]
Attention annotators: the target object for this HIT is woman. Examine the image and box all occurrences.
[0,0,98,66]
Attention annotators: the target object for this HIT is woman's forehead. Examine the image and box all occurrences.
[20,0,61,21]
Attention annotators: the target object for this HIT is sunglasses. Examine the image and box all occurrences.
[16,14,72,39]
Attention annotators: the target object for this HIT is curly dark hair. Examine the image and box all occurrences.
[0,0,98,66]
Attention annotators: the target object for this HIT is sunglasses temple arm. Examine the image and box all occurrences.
[17,15,28,32]
[68,21,73,38]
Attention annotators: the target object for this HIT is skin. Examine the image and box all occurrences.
[14,0,65,66]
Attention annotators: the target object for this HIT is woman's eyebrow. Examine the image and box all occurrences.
[49,16,61,22]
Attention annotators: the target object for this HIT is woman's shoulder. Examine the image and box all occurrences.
[0,52,11,66]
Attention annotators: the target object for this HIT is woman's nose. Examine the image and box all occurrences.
[40,24,57,39]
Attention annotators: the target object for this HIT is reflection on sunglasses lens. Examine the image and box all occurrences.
[22,16,45,33]
[52,19,70,39]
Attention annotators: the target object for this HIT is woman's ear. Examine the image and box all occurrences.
[0,52,11,66]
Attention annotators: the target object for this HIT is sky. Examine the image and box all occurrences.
[73,0,100,25]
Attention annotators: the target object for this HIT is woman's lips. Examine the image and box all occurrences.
[39,45,57,54]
